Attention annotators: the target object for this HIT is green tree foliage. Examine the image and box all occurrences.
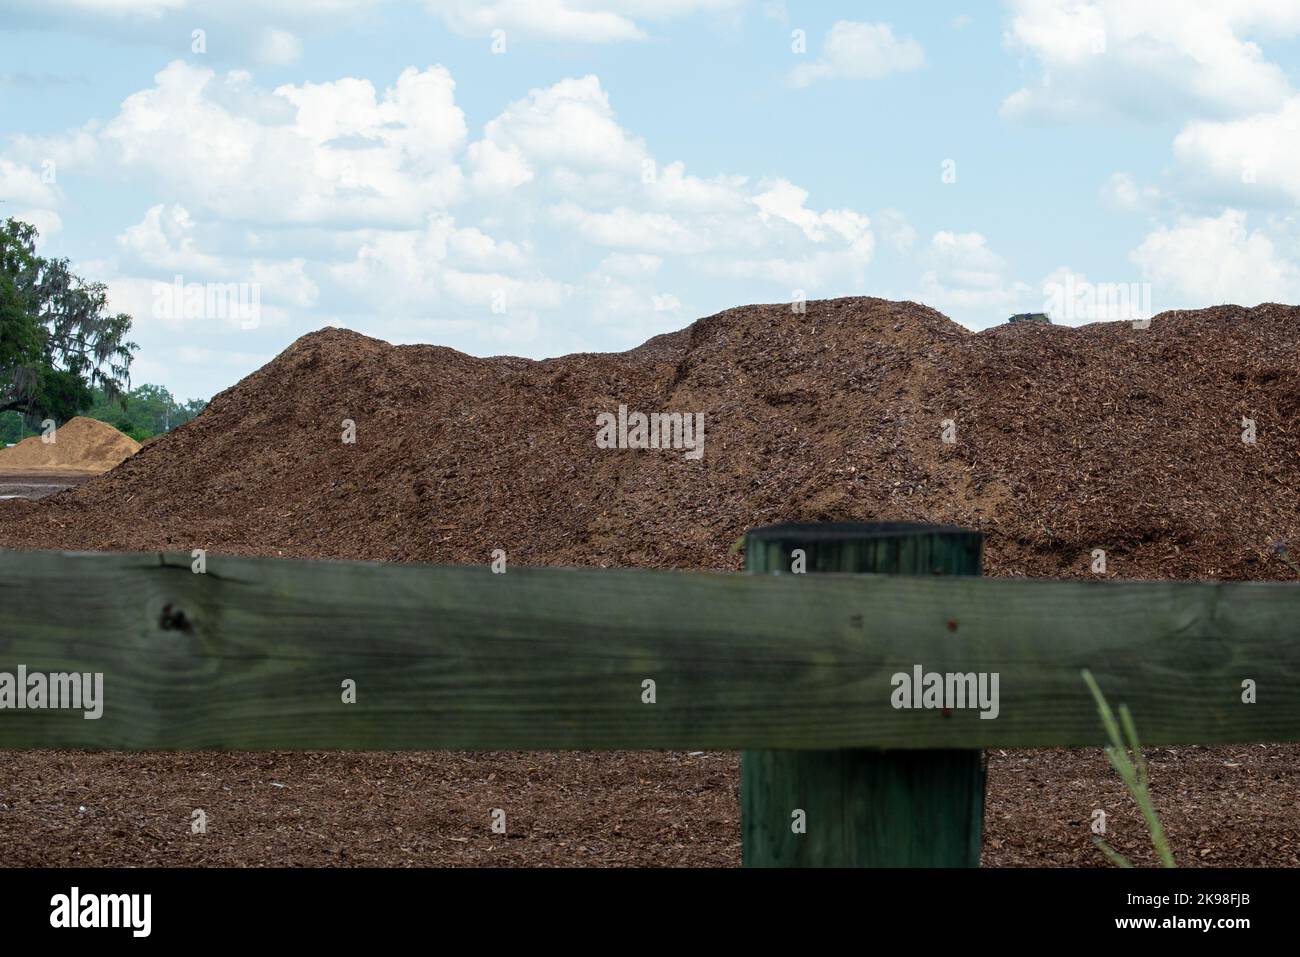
[0,271,40,371]
[0,218,137,423]
[1,384,207,445]
[82,383,207,441]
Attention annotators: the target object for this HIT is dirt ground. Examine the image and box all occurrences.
[0,471,92,501]
[0,297,1296,867]
[1,745,1296,867]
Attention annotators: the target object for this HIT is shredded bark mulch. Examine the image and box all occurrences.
[1,296,1297,866]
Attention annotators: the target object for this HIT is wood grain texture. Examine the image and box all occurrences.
[742,522,986,867]
[0,549,1296,751]
[742,749,985,867]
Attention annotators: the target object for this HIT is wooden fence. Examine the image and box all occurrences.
[1,523,1297,866]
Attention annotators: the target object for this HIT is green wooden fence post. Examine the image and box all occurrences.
[741,522,987,867]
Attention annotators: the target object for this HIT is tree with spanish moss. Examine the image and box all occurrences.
[0,218,137,423]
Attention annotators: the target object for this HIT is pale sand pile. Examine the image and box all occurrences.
[0,416,141,473]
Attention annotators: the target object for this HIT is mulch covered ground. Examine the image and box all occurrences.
[2,746,1296,867]
[1,296,1297,866]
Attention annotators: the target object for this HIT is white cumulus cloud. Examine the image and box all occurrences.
[1172,96,1300,205]
[423,0,741,43]
[917,231,1033,316]
[788,21,924,88]
[99,60,466,226]
[1099,171,1161,212]
[1129,209,1299,306]
[1001,0,1300,123]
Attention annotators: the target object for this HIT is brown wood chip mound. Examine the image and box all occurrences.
[0,416,140,474]
[1,295,1297,867]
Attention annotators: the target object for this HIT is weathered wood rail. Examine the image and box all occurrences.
[3,527,1298,868]
[0,546,1296,752]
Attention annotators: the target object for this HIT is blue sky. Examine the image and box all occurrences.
[2,1,1298,401]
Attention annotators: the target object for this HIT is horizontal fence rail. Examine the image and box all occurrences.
[0,549,1297,751]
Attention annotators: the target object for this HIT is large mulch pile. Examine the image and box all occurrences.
[0,416,140,474]
[0,296,1297,866]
